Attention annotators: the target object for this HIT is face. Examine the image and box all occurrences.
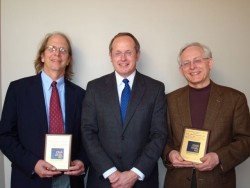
[109,36,140,78]
[179,46,213,88]
[41,34,71,79]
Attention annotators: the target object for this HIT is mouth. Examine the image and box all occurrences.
[190,71,200,76]
[51,59,62,63]
[119,62,129,67]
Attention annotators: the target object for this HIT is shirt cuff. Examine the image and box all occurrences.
[131,167,145,181]
[103,167,117,179]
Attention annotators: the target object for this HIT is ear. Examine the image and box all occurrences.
[41,53,45,62]
[67,56,71,66]
[109,52,112,61]
[208,58,214,70]
[136,51,141,61]
[179,66,184,75]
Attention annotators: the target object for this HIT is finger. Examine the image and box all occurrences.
[43,162,57,171]
[68,165,78,171]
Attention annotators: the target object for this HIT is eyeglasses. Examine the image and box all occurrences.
[180,57,210,68]
[112,51,135,58]
[46,46,68,55]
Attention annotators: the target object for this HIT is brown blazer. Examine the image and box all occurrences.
[162,81,250,188]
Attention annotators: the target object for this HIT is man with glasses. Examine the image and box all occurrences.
[162,42,250,188]
[0,32,88,188]
[81,32,167,188]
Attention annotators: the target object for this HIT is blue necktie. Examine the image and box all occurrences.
[120,79,131,124]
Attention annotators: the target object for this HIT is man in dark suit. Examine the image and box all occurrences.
[0,32,88,188]
[162,42,250,188]
[81,32,167,188]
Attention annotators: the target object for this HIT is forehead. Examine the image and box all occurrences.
[47,34,69,47]
[112,36,135,50]
[181,46,204,59]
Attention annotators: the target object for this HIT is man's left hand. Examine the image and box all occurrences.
[64,160,85,176]
[194,152,219,171]
[111,170,138,188]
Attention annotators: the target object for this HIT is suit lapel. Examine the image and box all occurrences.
[177,86,193,128]
[176,83,222,130]
[104,73,123,126]
[203,82,222,130]
[64,80,75,133]
[29,74,48,133]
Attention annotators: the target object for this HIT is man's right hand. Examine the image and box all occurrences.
[34,160,62,178]
[108,170,121,184]
[169,150,194,168]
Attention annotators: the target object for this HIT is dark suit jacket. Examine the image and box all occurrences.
[162,81,250,188]
[0,73,88,188]
[81,71,167,188]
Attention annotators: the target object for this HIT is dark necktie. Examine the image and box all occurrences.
[120,79,131,124]
[49,81,64,134]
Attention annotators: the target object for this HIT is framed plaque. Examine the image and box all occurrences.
[44,134,72,171]
[180,128,209,164]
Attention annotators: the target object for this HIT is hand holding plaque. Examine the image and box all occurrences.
[180,128,209,164]
[44,134,72,171]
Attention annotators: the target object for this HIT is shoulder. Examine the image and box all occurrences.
[136,71,165,88]
[9,75,40,89]
[65,79,84,91]
[65,80,85,98]
[167,85,188,99]
[211,82,250,116]
[211,82,246,98]
[86,72,115,87]
[11,75,38,83]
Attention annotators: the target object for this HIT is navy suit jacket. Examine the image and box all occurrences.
[82,71,167,188]
[0,73,88,188]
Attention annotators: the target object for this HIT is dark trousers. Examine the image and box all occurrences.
[191,169,197,188]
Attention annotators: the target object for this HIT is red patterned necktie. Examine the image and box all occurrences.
[49,81,64,134]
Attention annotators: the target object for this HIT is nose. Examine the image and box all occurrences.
[54,49,61,56]
[120,53,126,60]
[189,61,196,69]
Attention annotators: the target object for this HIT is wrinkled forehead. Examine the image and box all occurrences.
[112,36,136,50]
[181,46,204,60]
[47,34,69,47]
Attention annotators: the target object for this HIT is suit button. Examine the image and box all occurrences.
[121,135,125,140]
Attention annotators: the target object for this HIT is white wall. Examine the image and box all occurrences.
[0,0,6,187]
[1,0,250,188]
[0,154,4,188]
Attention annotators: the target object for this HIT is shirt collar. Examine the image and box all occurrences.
[41,70,65,91]
[115,71,136,88]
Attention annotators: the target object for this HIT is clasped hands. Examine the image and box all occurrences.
[34,159,85,178]
[108,170,138,188]
[169,150,219,171]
